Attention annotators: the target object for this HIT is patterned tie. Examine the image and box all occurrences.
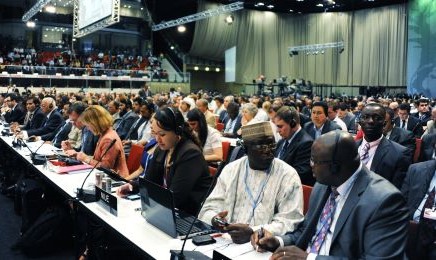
[419,187,436,245]
[309,188,339,253]
[360,143,371,165]
[279,141,289,159]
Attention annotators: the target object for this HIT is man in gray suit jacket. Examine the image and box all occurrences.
[252,131,409,259]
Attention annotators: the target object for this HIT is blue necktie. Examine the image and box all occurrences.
[279,141,289,159]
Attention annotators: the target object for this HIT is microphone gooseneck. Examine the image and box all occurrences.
[77,138,117,202]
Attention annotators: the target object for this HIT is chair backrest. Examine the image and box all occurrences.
[216,123,224,132]
[302,185,313,215]
[413,138,422,163]
[127,144,144,174]
[222,141,230,162]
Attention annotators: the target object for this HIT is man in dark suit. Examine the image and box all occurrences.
[401,159,436,259]
[222,102,242,138]
[2,93,25,124]
[22,97,45,130]
[411,98,432,128]
[115,98,139,140]
[357,103,411,189]
[337,103,356,134]
[395,103,424,138]
[253,130,409,259]
[303,101,341,140]
[274,107,314,185]
[384,107,415,161]
[420,133,436,162]
[18,97,64,141]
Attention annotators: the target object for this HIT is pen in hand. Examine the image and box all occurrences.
[256,227,264,252]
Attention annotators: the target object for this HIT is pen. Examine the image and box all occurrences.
[256,227,264,252]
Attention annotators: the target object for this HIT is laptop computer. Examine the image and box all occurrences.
[139,178,215,239]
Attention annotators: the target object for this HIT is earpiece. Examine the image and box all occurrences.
[290,118,297,128]
[168,107,183,135]
[330,130,341,173]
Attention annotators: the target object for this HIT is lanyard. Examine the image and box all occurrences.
[243,160,273,223]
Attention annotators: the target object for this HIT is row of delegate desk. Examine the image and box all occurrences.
[0,130,271,260]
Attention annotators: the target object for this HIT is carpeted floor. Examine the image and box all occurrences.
[0,172,75,260]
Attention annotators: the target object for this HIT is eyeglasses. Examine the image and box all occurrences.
[310,157,332,167]
[250,143,276,151]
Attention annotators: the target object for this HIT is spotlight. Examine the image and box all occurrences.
[45,5,56,13]
[205,67,210,71]
[177,25,186,33]
[225,15,234,24]
[215,68,220,72]
[194,66,199,71]
[26,21,36,28]
[170,46,175,50]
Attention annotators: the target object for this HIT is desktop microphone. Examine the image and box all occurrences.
[170,163,224,260]
[76,138,117,203]
[21,139,48,165]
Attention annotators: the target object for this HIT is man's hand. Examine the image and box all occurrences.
[61,140,72,151]
[65,149,78,157]
[270,246,308,260]
[211,210,229,232]
[250,228,279,252]
[116,183,133,197]
[225,223,253,244]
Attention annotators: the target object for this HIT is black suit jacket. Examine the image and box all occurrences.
[282,166,409,259]
[27,110,64,140]
[275,129,315,185]
[126,117,146,140]
[411,111,431,128]
[388,127,415,161]
[51,121,73,148]
[401,160,436,219]
[146,139,212,215]
[357,137,411,189]
[419,133,436,162]
[303,120,342,140]
[394,116,424,138]
[116,110,138,140]
[23,107,45,130]
[4,104,26,124]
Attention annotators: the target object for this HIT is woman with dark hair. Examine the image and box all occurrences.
[187,108,222,162]
[118,107,211,215]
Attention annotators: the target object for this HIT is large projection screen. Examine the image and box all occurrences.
[78,0,113,29]
[73,0,120,38]
[225,46,236,83]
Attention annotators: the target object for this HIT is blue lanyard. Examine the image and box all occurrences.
[243,160,273,223]
[139,153,153,178]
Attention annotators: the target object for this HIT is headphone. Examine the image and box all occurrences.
[289,118,297,128]
[167,107,184,135]
[330,130,341,173]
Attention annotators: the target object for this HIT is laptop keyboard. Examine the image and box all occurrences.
[175,217,202,235]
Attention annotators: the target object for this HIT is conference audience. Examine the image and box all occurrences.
[274,107,315,186]
[383,107,415,160]
[357,103,411,189]
[75,105,129,178]
[115,98,138,140]
[422,106,436,137]
[401,158,436,259]
[18,97,64,141]
[2,93,25,124]
[252,130,409,259]
[303,101,341,139]
[196,98,216,129]
[395,102,423,138]
[117,107,211,215]
[199,122,304,244]
[186,108,222,162]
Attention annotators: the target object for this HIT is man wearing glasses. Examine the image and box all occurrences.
[252,130,409,259]
[199,121,304,244]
